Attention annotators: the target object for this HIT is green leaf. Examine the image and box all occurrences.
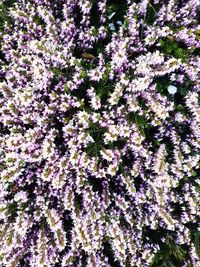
[159,38,189,62]
[172,245,186,261]
[166,261,176,267]
[195,232,200,258]
[150,252,162,265]
[0,0,15,31]
[33,15,45,26]
[123,18,129,28]
[2,0,16,8]
[145,4,157,25]
[80,70,87,79]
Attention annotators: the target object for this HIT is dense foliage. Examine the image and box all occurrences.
[0,0,200,266]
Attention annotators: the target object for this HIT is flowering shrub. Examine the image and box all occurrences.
[0,0,200,266]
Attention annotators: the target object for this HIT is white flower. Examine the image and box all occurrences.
[90,95,101,110]
[77,111,90,127]
[14,191,27,202]
[108,12,115,20]
[86,135,95,143]
[116,20,123,25]
[167,85,177,94]
[109,23,115,31]
[100,149,114,162]
[107,164,118,176]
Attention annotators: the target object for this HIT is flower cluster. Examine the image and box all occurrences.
[0,0,199,266]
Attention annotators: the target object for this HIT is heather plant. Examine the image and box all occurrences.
[0,0,200,266]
